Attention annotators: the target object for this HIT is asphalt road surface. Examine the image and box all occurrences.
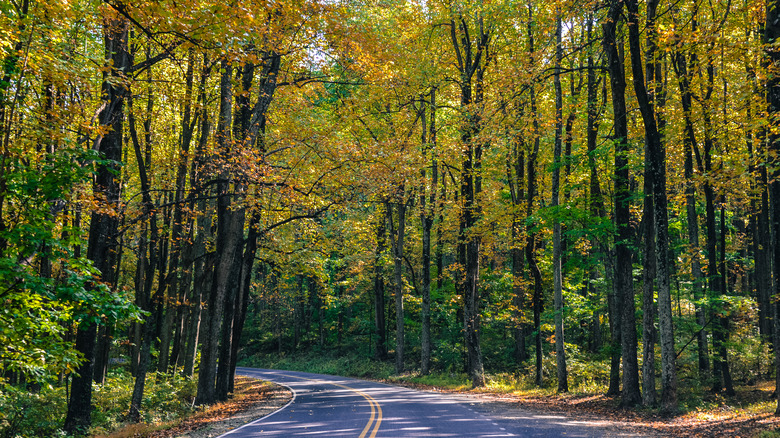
[220,367,644,437]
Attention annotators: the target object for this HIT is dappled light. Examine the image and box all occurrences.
[2,0,780,436]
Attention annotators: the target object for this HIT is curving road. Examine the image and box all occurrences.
[219,367,643,437]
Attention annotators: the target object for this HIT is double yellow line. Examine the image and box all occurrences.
[289,375,382,438]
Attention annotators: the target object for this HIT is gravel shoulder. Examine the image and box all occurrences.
[148,378,292,438]
[174,384,291,438]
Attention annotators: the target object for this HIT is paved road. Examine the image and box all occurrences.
[220,367,643,437]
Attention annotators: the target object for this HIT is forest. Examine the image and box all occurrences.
[1,0,780,435]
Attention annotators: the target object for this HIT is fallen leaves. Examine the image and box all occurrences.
[99,376,288,438]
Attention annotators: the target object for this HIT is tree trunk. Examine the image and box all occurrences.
[420,88,437,375]
[673,47,710,377]
[524,4,544,387]
[508,107,526,364]
[769,1,780,415]
[374,211,388,360]
[388,200,407,374]
[641,181,657,407]
[195,59,237,406]
[626,0,674,410]
[126,60,168,422]
[602,0,637,402]
[552,9,568,394]
[65,9,129,434]
[586,13,605,356]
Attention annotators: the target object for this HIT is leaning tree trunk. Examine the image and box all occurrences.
[183,67,213,377]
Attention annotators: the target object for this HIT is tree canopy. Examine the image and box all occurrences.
[1,0,780,433]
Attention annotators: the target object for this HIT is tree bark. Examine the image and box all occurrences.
[602,0,638,403]
[388,200,407,374]
[552,9,568,393]
[626,0,674,410]
[768,1,780,415]
[195,59,237,406]
[508,101,526,364]
[586,13,605,356]
[673,46,710,377]
[420,88,437,375]
[641,178,657,407]
[65,9,129,434]
[374,211,388,360]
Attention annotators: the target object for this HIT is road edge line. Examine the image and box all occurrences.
[215,375,297,438]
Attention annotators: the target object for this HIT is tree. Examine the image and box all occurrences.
[766,0,780,416]
[625,0,675,411]
[551,6,568,393]
[65,7,131,433]
[447,4,491,388]
[602,0,639,406]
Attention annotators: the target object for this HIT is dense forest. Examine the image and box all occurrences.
[1,0,780,434]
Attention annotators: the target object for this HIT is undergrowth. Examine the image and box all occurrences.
[0,369,197,437]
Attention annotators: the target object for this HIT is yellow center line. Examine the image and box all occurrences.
[286,374,383,437]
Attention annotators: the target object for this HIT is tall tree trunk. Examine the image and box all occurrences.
[65,9,129,434]
[641,175,658,407]
[641,0,667,407]
[448,11,489,388]
[374,211,388,360]
[165,51,197,374]
[420,88,437,375]
[183,62,213,377]
[626,0,674,410]
[699,51,735,397]
[673,46,710,377]
[586,13,605,356]
[388,200,407,374]
[508,102,526,364]
[768,0,780,415]
[746,67,773,343]
[525,3,544,387]
[126,60,169,422]
[195,59,237,406]
[552,9,568,393]
[602,0,636,402]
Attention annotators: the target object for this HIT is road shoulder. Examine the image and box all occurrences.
[164,378,292,438]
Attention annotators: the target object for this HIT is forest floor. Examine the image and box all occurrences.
[102,374,780,437]
[97,376,291,438]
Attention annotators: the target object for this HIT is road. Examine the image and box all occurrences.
[219,367,644,437]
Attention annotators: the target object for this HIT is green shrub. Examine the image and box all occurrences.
[0,384,68,438]
[90,369,197,435]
